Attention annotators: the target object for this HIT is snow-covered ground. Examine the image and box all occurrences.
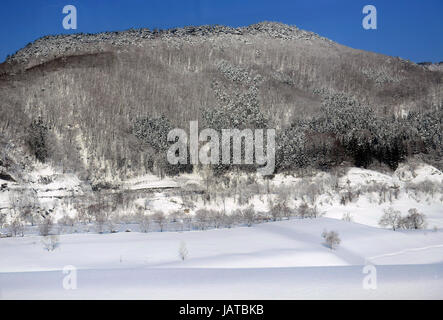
[1,162,442,299]
[1,218,442,299]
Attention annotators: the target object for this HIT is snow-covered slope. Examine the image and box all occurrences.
[267,163,443,228]
[1,163,442,299]
[1,162,442,227]
[1,218,442,299]
[0,163,88,223]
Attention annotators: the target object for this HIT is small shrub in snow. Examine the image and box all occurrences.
[119,214,133,225]
[296,203,324,219]
[0,213,6,228]
[76,203,93,224]
[58,214,75,227]
[269,201,288,221]
[269,204,282,221]
[94,211,107,234]
[398,208,427,230]
[194,209,210,230]
[7,217,24,237]
[379,207,402,230]
[276,185,292,205]
[222,213,235,229]
[305,183,322,205]
[169,210,183,223]
[38,216,54,236]
[105,212,121,233]
[212,210,226,229]
[322,230,341,250]
[342,212,353,222]
[182,213,193,231]
[297,203,310,219]
[41,235,59,251]
[406,180,438,198]
[309,205,325,218]
[241,205,257,227]
[178,241,188,261]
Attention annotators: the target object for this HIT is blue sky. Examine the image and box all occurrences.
[0,0,442,63]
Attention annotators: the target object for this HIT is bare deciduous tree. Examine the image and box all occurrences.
[136,211,151,233]
[194,209,210,230]
[153,211,166,232]
[379,207,401,230]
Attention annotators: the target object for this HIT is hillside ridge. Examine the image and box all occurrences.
[4,21,331,67]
